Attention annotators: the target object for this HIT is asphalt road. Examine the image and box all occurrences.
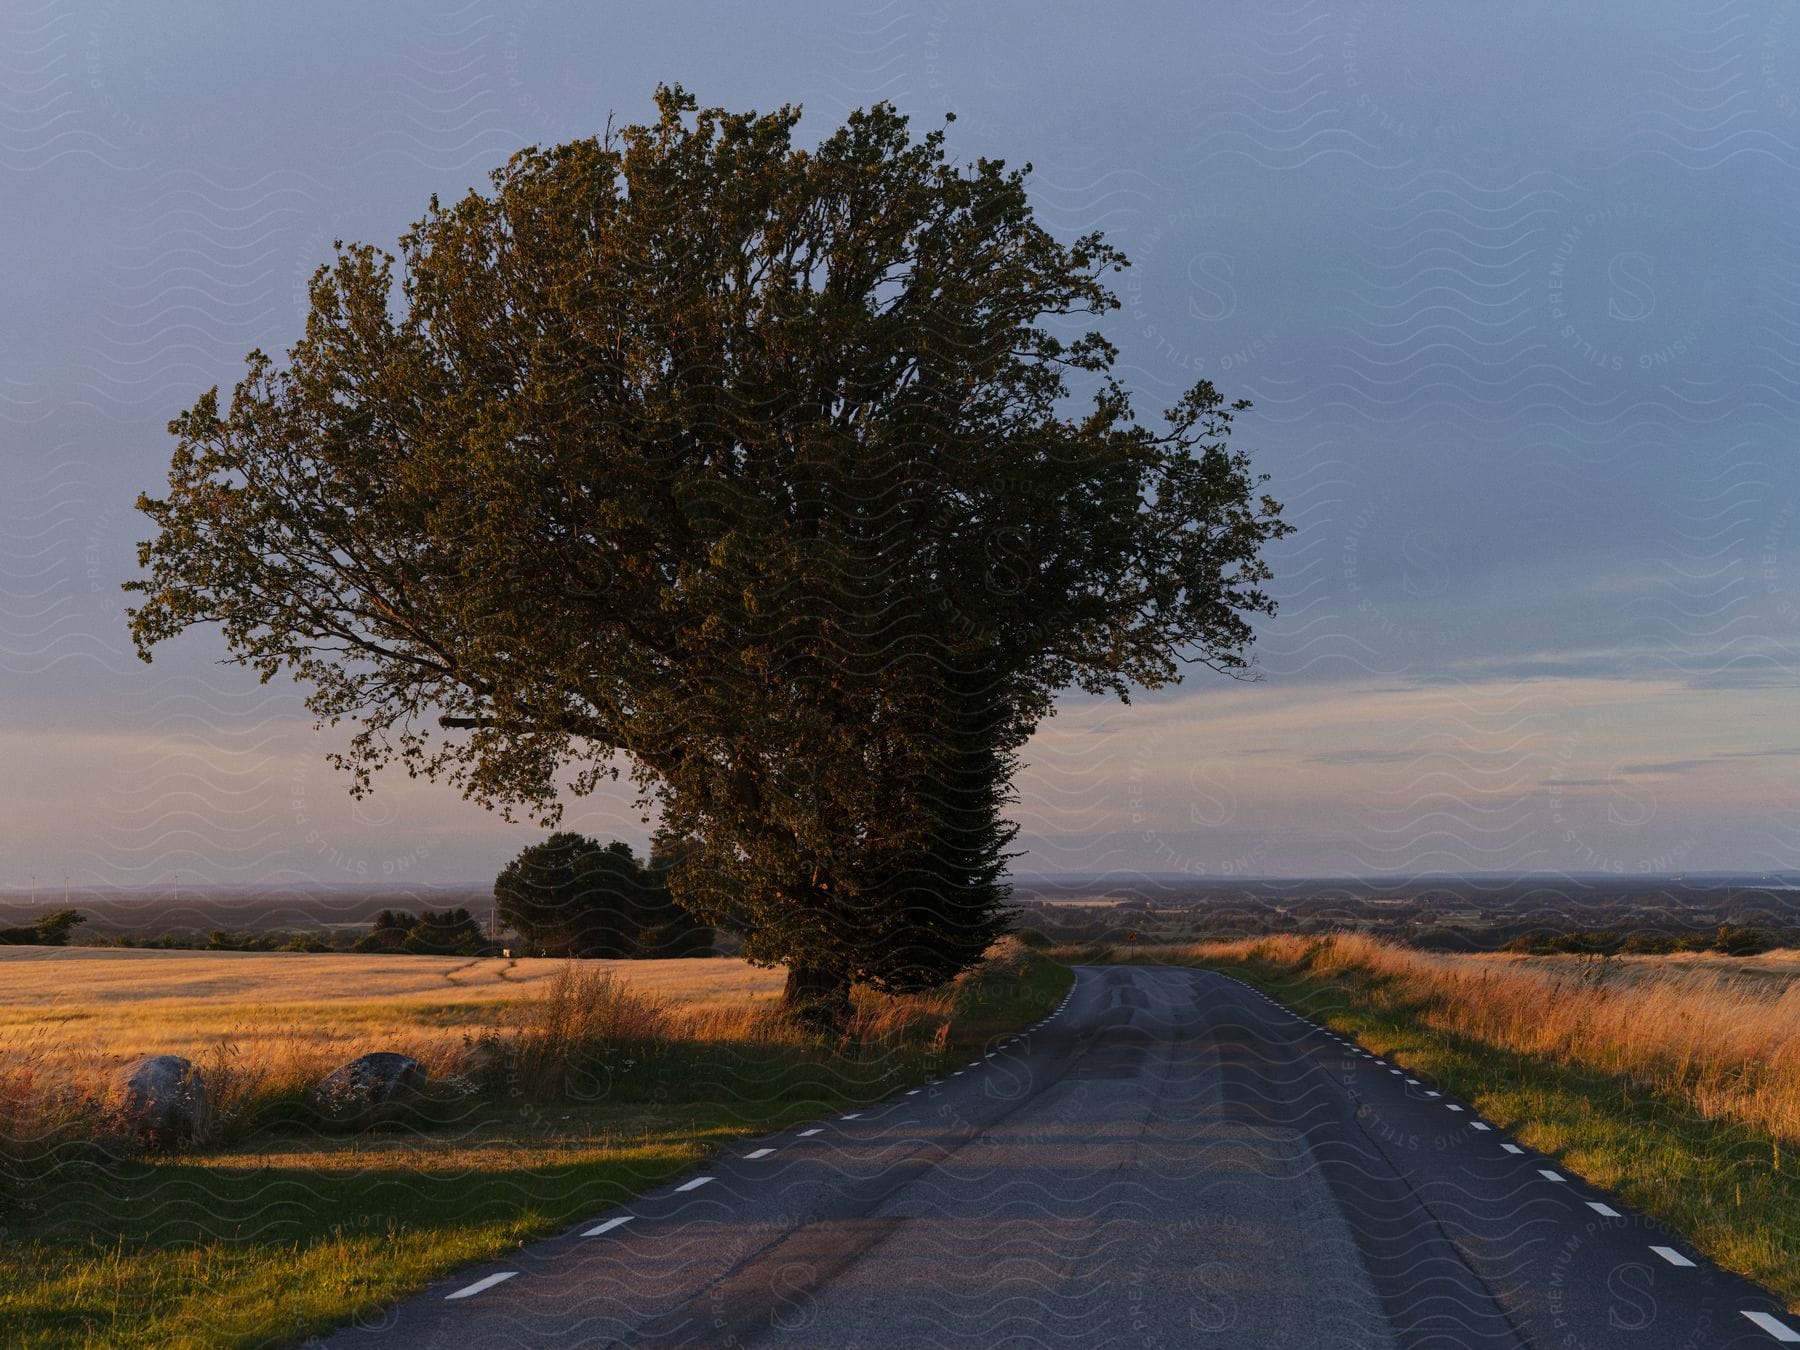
[329,965,1799,1348]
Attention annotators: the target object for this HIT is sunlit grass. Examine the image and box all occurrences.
[0,944,1071,1348]
[0,949,787,1070]
[1129,934,1800,1310]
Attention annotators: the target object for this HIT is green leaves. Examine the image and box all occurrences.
[494,834,708,959]
[126,85,1289,999]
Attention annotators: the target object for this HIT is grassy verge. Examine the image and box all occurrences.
[0,953,1071,1348]
[1150,938,1800,1309]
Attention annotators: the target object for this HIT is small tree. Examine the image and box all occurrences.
[0,909,87,946]
[403,906,483,954]
[495,834,709,958]
[353,909,418,952]
[33,909,85,945]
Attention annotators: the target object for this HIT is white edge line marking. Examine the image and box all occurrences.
[675,1176,714,1192]
[446,1272,516,1299]
[1741,1310,1800,1341]
[745,1148,774,1159]
[583,1216,633,1236]
[1586,1202,1619,1217]
[1650,1246,1695,1267]
[1538,1169,1564,1182]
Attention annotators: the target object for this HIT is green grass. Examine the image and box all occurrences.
[0,957,1072,1349]
[1175,945,1800,1310]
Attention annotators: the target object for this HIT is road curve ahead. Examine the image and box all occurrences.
[330,965,1796,1348]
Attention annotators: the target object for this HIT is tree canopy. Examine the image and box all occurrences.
[493,834,710,959]
[0,909,87,947]
[352,906,485,955]
[127,86,1291,1015]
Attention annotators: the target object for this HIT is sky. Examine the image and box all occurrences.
[1,1,1797,889]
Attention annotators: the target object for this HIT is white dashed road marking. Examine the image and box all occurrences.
[840,1113,862,1120]
[1742,1310,1800,1341]
[675,1176,714,1192]
[446,1272,516,1300]
[1538,1170,1564,1183]
[1586,1202,1620,1217]
[1501,1144,1524,1154]
[1650,1246,1695,1267]
[745,1148,774,1159]
[582,1216,633,1236]
[799,1128,821,1137]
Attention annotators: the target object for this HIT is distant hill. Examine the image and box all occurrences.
[0,886,495,938]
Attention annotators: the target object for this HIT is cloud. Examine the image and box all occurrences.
[1618,759,1715,776]
[1304,749,1426,766]
[1618,747,1800,776]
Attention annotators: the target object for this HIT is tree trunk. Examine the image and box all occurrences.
[781,961,853,1032]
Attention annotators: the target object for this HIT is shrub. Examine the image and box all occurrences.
[508,965,671,1100]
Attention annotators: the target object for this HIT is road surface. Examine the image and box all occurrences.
[329,965,1798,1348]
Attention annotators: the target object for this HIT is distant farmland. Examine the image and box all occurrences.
[0,887,497,939]
[0,947,785,1073]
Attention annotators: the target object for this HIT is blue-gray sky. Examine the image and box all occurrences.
[2,1,1797,888]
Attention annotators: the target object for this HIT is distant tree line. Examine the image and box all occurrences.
[0,909,85,945]
[352,907,485,955]
[1,836,715,960]
[1502,925,1773,957]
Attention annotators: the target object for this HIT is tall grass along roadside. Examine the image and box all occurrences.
[1127,933,1800,1309]
[0,940,1069,1349]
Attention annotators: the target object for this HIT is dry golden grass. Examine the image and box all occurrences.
[0,946,786,1076]
[0,938,1030,1149]
[1143,933,1800,1143]
[0,941,1072,1349]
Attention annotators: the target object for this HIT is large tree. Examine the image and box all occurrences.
[126,86,1290,1019]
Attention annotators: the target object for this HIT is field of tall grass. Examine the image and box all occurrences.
[1145,933,1800,1143]
[0,948,794,1163]
[0,939,1067,1348]
[0,947,785,1063]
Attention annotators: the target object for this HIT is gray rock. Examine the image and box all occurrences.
[114,1054,208,1145]
[313,1052,427,1121]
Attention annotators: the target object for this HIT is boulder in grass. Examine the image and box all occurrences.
[114,1054,208,1146]
[312,1052,427,1122]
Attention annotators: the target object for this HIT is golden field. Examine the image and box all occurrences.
[1160,933,1800,1143]
[0,946,787,1075]
[0,942,1063,1349]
